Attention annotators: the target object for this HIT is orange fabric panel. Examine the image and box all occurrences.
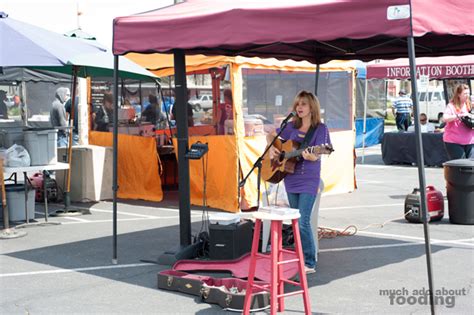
[89,131,163,202]
[173,135,239,212]
[239,136,267,209]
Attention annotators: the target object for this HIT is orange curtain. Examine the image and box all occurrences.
[89,131,163,202]
[173,135,239,212]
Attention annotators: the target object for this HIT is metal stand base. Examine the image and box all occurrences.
[15,221,61,228]
[52,192,84,217]
[157,243,201,266]
[0,228,27,239]
[52,209,83,217]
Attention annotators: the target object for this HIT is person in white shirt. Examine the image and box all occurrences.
[407,113,435,133]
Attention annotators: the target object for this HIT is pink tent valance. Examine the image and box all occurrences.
[113,0,473,63]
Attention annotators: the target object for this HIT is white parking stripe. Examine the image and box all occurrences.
[326,228,474,247]
[97,201,205,214]
[70,205,203,217]
[60,214,202,224]
[320,239,474,253]
[356,180,384,184]
[320,203,404,211]
[320,242,421,252]
[84,207,158,218]
[0,263,155,278]
[356,164,442,171]
[62,216,90,222]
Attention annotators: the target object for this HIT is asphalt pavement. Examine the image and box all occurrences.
[1,144,473,314]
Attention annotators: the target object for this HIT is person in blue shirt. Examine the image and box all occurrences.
[392,89,413,131]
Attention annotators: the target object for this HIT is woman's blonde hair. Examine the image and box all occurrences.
[451,84,471,111]
[291,90,321,128]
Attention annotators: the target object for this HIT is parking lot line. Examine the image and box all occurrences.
[334,229,474,247]
[60,215,202,224]
[320,242,422,252]
[0,263,155,278]
[62,216,91,222]
[320,203,404,211]
[75,206,159,218]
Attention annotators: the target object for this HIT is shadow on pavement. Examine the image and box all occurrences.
[6,222,449,291]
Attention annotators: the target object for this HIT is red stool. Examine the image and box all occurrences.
[243,211,311,315]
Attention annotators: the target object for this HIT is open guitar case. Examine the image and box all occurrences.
[157,252,300,312]
[157,269,270,312]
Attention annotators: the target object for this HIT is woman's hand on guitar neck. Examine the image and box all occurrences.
[302,148,320,161]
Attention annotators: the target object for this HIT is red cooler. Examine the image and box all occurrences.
[404,186,444,223]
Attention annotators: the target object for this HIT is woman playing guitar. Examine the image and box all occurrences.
[267,90,331,274]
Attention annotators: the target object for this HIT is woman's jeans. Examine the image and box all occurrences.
[287,192,317,269]
[444,142,474,160]
[57,133,68,148]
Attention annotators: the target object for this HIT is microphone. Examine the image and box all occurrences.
[280,111,296,127]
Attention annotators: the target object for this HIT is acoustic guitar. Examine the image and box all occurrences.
[261,139,333,183]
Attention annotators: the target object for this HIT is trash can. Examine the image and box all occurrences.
[23,129,58,165]
[443,159,474,224]
[0,184,35,222]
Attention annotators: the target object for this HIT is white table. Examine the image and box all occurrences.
[3,162,69,224]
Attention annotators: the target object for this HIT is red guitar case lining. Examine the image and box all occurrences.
[172,252,299,282]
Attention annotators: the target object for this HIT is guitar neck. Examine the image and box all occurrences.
[284,148,306,159]
[283,144,332,159]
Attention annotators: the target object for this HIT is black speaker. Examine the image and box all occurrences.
[209,220,253,260]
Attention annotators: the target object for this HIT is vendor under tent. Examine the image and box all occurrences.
[113,1,474,310]
[118,54,360,211]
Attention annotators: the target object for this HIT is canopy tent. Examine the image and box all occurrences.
[0,12,105,67]
[0,68,71,83]
[35,51,158,82]
[110,54,359,211]
[366,55,474,80]
[0,12,158,80]
[0,68,72,125]
[0,12,159,222]
[113,0,472,61]
[113,1,473,306]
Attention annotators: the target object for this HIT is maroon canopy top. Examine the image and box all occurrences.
[113,0,474,63]
[367,55,474,80]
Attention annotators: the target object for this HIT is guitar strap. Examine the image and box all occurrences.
[300,124,318,149]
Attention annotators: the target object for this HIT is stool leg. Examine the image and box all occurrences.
[276,220,285,312]
[292,219,312,314]
[243,219,262,315]
[270,220,280,315]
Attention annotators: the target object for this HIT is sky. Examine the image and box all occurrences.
[2,0,174,49]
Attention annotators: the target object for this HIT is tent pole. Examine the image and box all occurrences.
[173,49,192,247]
[361,79,368,163]
[112,55,119,265]
[442,79,449,110]
[157,50,198,266]
[314,63,320,96]
[407,36,436,315]
[20,81,27,127]
[55,66,82,217]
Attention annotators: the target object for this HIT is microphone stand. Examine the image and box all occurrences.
[239,121,291,209]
